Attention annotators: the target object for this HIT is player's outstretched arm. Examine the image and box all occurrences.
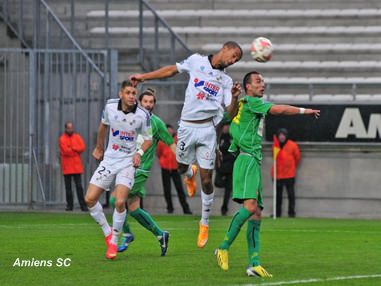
[92,122,108,160]
[269,105,320,118]
[226,82,242,119]
[129,65,179,86]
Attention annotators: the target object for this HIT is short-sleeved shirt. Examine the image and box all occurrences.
[101,99,152,161]
[229,96,273,161]
[176,53,233,124]
[135,114,174,173]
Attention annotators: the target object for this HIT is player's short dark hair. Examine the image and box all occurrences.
[139,87,156,104]
[223,41,243,60]
[120,80,134,90]
[243,71,261,93]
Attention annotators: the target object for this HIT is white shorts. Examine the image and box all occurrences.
[176,120,216,170]
[89,158,135,190]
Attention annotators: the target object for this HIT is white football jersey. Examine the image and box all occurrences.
[176,54,233,123]
[101,99,152,160]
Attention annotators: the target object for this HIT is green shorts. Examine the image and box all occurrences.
[232,153,263,208]
[128,171,149,198]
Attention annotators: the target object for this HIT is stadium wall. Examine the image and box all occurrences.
[142,144,381,219]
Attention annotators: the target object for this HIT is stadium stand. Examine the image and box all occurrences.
[70,0,381,102]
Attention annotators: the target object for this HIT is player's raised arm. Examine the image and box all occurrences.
[269,105,320,119]
[129,65,179,86]
[226,82,242,119]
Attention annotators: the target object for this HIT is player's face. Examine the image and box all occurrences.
[119,86,137,107]
[140,94,155,112]
[219,47,242,68]
[247,74,265,97]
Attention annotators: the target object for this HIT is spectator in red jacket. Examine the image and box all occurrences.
[157,124,192,214]
[271,128,301,217]
[59,121,87,211]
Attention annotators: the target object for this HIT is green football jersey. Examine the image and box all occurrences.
[137,114,174,173]
[229,96,273,161]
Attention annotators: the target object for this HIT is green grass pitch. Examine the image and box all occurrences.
[0,212,380,286]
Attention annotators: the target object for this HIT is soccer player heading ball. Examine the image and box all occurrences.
[130,41,243,248]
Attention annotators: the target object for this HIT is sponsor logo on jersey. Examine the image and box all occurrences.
[112,128,119,136]
[112,144,119,150]
[112,129,135,141]
[194,78,220,97]
[119,145,132,154]
[196,92,206,100]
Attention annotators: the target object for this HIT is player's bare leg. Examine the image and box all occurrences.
[106,185,128,259]
[197,168,214,248]
[179,162,198,198]
[85,184,112,246]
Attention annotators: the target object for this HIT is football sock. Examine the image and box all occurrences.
[89,201,111,237]
[122,219,132,234]
[109,195,131,234]
[185,165,194,178]
[219,207,251,250]
[200,191,214,225]
[111,209,126,245]
[130,208,163,237]
[247,219,261,266]
[109,195,116,208]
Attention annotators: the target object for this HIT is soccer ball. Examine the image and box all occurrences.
[250,37,273,62]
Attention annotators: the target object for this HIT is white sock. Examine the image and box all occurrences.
[111,209,126,245]
[89,201,111,237]
[200,191,214,225]
[185,165,194,179]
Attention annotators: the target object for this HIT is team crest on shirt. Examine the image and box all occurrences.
[200,66,205,71]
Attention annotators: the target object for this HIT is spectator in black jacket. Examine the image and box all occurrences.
[215,123,236,215]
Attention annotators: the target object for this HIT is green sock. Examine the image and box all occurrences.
[130,208,163,237]
[109,195,116,209]
[219,207,251,250]
[247,219,261,266]
[122,219,132,234]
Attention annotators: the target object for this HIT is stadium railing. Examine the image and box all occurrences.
[0,0,118,208]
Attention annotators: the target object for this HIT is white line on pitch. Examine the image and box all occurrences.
[238,274,381,286]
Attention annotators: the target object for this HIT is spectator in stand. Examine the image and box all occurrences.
[215,122,236,216]
[157,124,192,214]
[271,128,301,218]
[59,121,87,211]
